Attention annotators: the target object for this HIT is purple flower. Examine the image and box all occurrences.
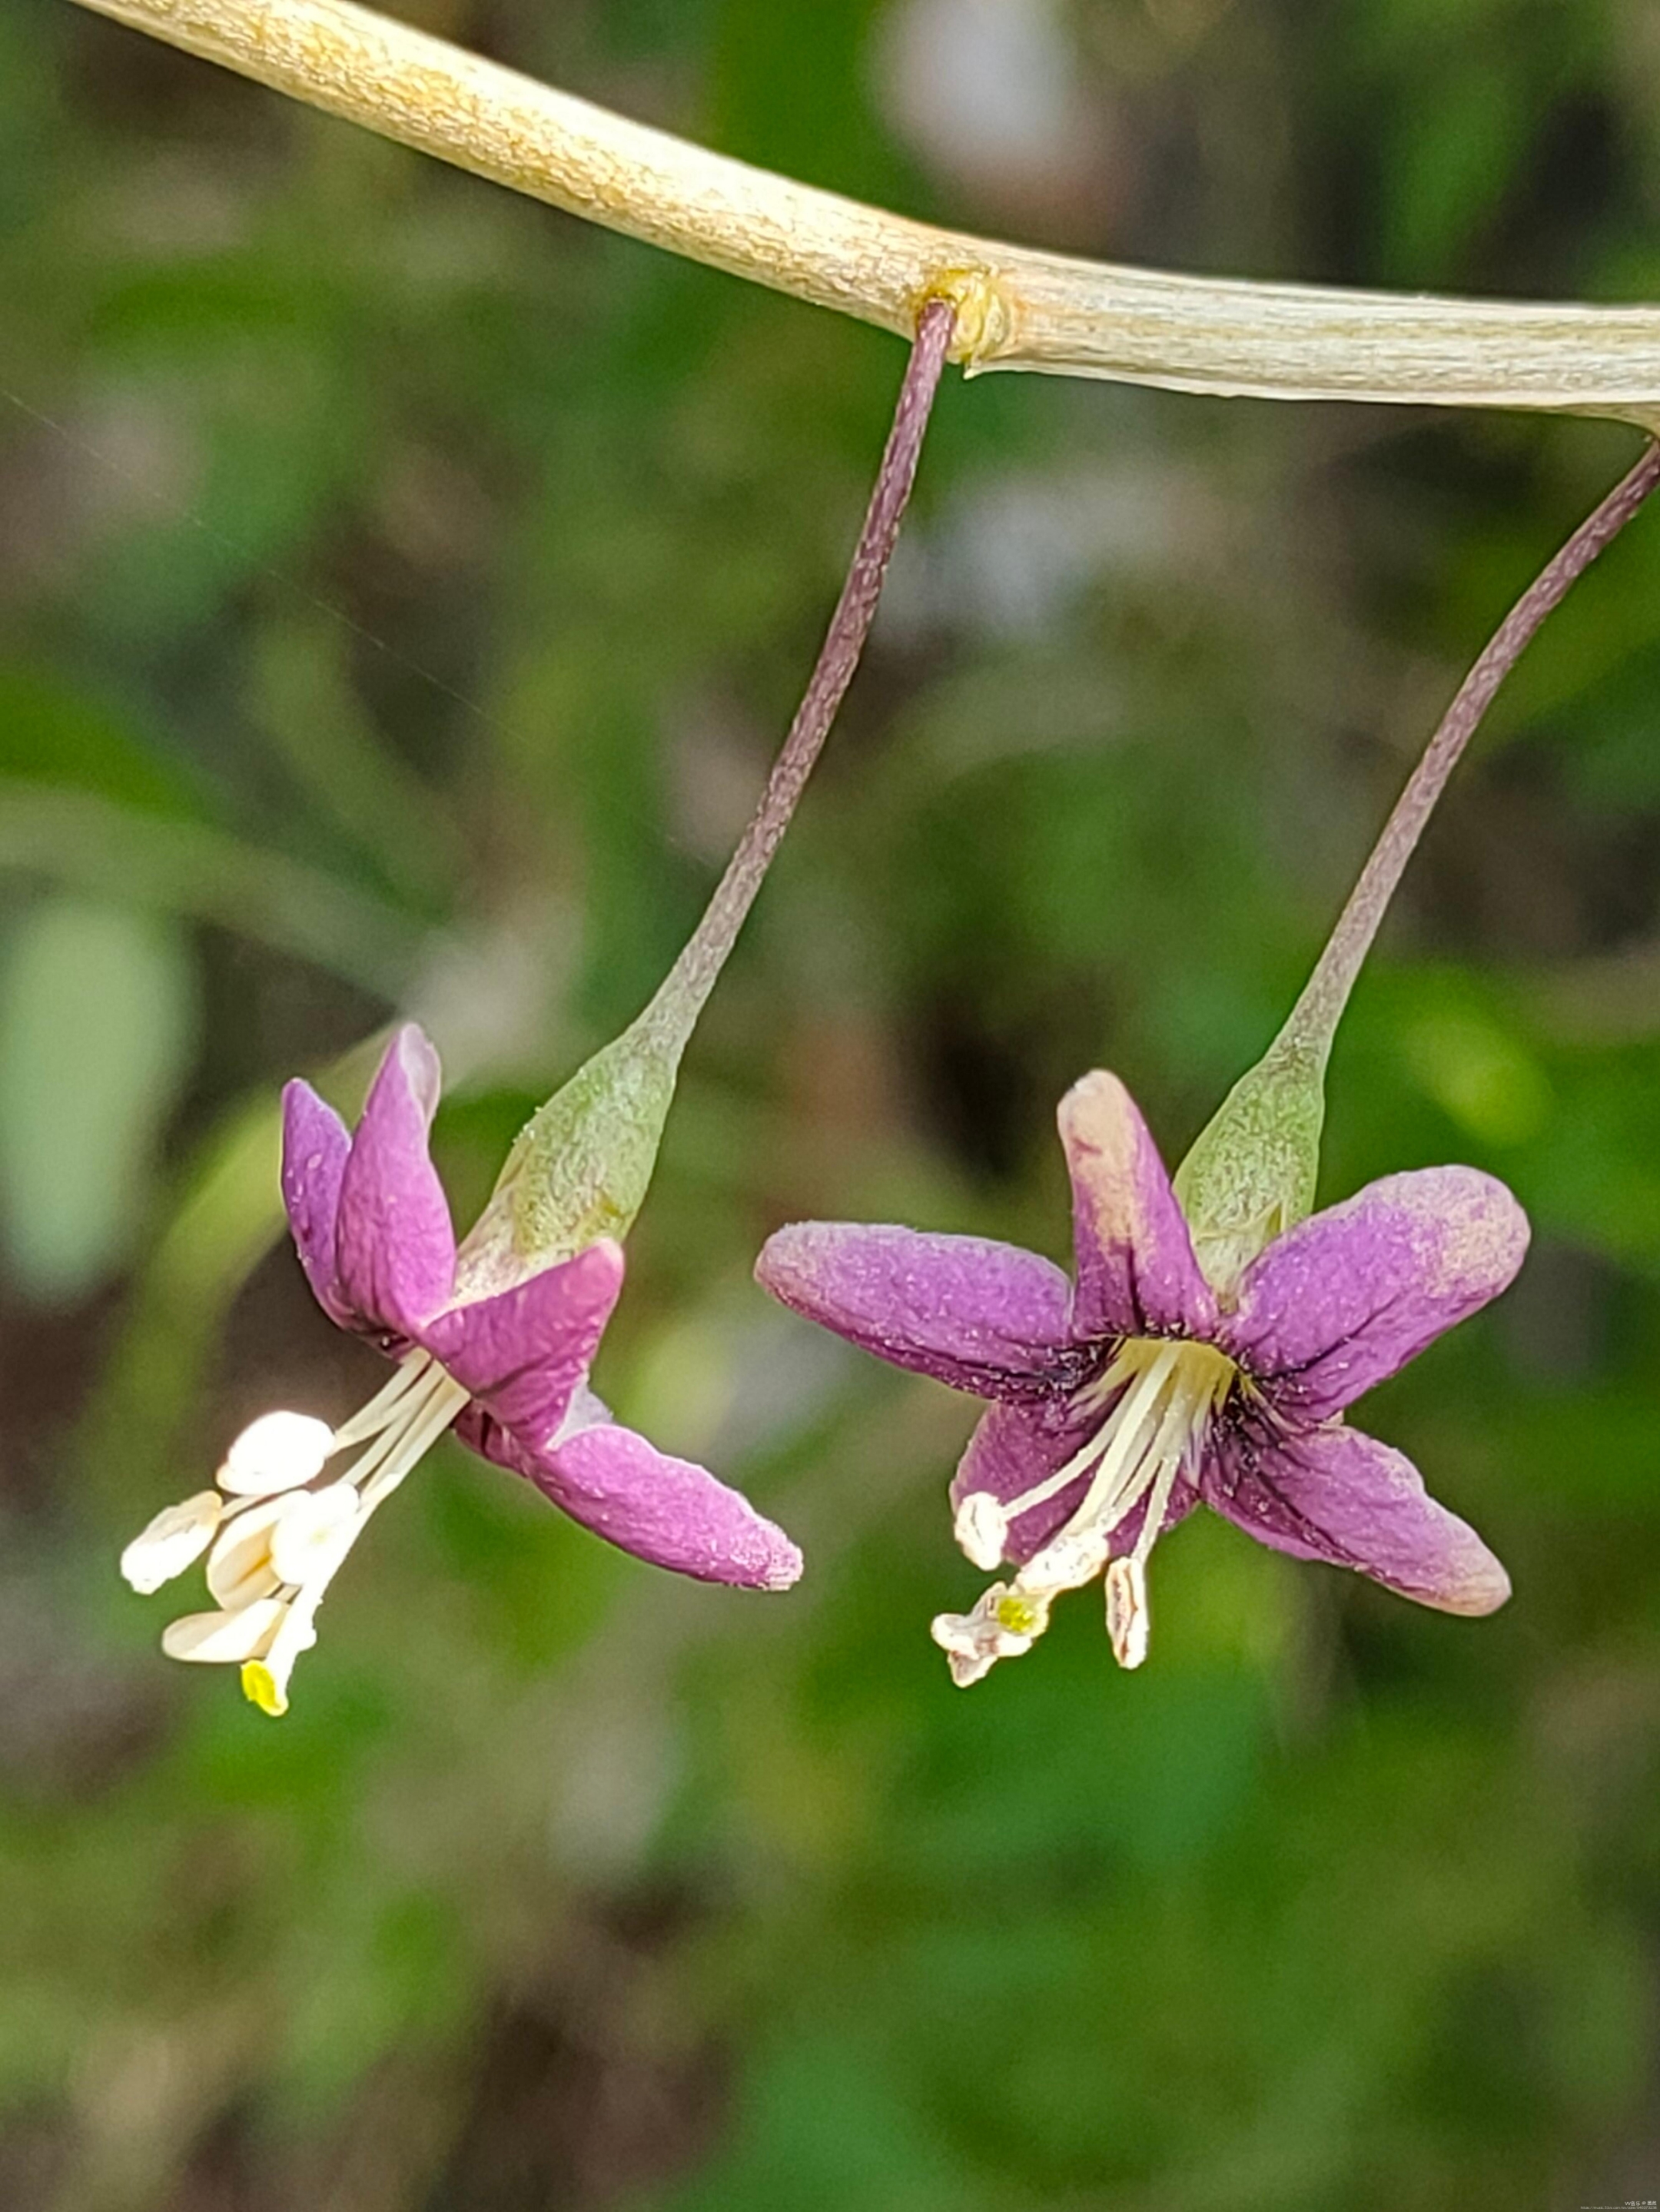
[121,1025,801,1715]
[116,304,962,1715]
[756,1070,1524,1682]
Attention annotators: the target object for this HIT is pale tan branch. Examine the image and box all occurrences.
[64,0,1660,418]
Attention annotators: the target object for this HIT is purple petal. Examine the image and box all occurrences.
[476,1415,802,1589]
[1221,1167,1529,1422]
[950,1399,1197,1566]
[281,1081,357,1330]
[1204,1420,1510,1616]
[756,1222,1074,1397]
[1059,1073,1217,1342]
[334,1025,456,1336]
[420,1240,624,1450]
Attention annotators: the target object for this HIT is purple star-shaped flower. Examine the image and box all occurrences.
[756,1070,1524,1682]
[284,1023,803,1593]
[115,1023,802,1717]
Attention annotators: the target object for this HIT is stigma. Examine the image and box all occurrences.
[120,1349,470,1715]
[934,1337,1234,1685]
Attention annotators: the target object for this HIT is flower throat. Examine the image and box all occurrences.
[938,1337,1236,1684]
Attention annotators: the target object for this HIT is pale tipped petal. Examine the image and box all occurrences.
[482,1417,802,1590]
[1204,1422,1512,1617]
[755,1222,1073,1397]
[217,1411,335,1496]
[281,1081,357,1330]
[1057,1072,1217,1341]
[335,1025,456,1336]
[120,1491,224,1596]
[555,1424,804,1590]
[1222,1167,1530,1422]
[161,1598,287,1664]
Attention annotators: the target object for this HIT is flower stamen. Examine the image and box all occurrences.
[121,1347,472,1716]
[940,1336,1233,1685]
[1104,1556,1149,1669]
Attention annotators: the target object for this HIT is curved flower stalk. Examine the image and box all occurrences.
[119,301,954,1715]
[758,441,1660,1683]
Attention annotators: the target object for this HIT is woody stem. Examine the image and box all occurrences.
[59,0,1660,416]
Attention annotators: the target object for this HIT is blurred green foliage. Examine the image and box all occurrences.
[3,0,1660,2205]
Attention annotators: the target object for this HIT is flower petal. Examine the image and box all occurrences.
[334,1025,456,1336]
[755,1222,1074,1397]
[950,1399,1196,1565]
[281,1081,356,1329]
[1204,1420,1510,1616]
[420,1240,624,1450]
[1059,1072,1217,1342]
[478,1414,802,1589]
[1222,1167,1529,1421]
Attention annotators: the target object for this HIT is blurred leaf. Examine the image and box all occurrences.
[1402,998,1552,1148]
[0,897,196,1300]
[0,785,421,994]
[0,663,203,815]
[663,2032,970,2212]
[247,613,459,910]
[1377,63,1532,280]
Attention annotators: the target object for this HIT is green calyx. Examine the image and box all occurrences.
[454,1014,681,1297]
[1171,1033,1328,1297]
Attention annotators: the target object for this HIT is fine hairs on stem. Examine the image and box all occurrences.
[63,0,1660,419]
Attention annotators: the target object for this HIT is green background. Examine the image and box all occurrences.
[3,0,1658,2204]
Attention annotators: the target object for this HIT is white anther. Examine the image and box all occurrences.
[205,1495,292,1610]
[953,1491,1009,1572]
[217,1411,335,1496]
[269,1483,360,1587]
[1104,1556,1149,1670]
[120,1490,224,1595]
[161,1598,288,1665]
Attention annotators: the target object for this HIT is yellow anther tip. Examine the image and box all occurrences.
[994,1593,1041,1637]
[241,1662,287,1717]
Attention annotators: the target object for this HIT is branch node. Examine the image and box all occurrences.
[922,269,1016,373]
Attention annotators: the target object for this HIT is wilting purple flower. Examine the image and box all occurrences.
[121,1025,801,1715]
[757,1070,1525,1683]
